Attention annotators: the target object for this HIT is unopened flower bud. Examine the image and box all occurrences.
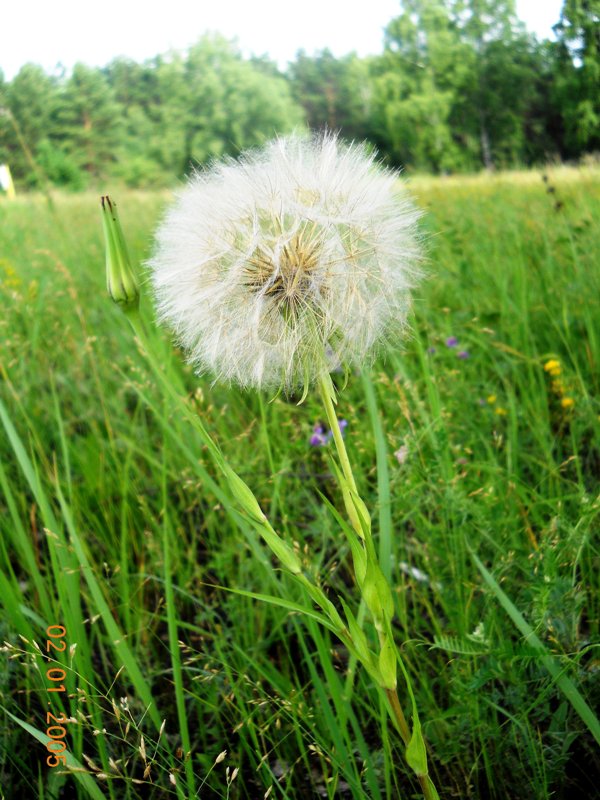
[378,633,397,689]
[361,558,395,623]
[101,195,139,310]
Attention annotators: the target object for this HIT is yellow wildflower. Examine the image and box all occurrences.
[487,394,497,404]
[495,407,508,416]
[561,397,574,409]
[543,359,560,373]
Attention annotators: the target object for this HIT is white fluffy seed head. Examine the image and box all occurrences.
[148,132,423,392]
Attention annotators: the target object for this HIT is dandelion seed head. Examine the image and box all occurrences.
[149,133,423,391]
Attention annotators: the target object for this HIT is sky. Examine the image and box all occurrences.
[2,0,564,81]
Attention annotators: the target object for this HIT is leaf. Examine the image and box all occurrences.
[338,597,375,666]
[56,485,162,730]
[3,707,106,800]
[471,549,600,747]
[207,583,342,634]
[388,615,431,779]
[405,710,428,777]
[316,489,367,584]
[431,635,489,656]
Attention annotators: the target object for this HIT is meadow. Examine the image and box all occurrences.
[0,166,599,799]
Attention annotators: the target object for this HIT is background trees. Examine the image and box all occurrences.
[0,1,598,189]
[551,0,600,155]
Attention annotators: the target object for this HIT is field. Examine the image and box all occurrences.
[1,167,599,799]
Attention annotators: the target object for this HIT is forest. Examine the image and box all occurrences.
[1,0,599,189]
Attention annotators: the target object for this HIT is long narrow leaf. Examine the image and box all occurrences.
[3,708,106,800]
[471,550,600,746]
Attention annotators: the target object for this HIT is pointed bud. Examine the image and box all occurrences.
[378,633,397,689]
[405,716,429,778]
[223,465,303,574]
[101,195,139,309]
[361,557,395,624]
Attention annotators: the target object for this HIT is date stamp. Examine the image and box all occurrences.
[44,625,70,767]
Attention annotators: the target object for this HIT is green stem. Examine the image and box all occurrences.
[319,371,441,800]
[387,666,439,800]
[124,307,224,469]
[125,320,439,797]
[123,309,344,630]
[385,687,410,745]
[418,774,439,800]
[319,373,358,494]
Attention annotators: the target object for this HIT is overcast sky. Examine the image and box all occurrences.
[2,0,564,81]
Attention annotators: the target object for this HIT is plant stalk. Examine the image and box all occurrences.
[320,372,440,800]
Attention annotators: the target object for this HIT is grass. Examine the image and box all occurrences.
[0,166,599,799]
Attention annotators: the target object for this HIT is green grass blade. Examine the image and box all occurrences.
[55,484,162,731]
[206,583,342,634]
[161,491,196,794]
[3,708,107,800]
[471,550,600,746]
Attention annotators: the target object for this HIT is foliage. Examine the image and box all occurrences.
[1,36,303,191]
[1,4,599,189]
[0,168,599,797]
[288,49,373,142]
[552,0,600,154]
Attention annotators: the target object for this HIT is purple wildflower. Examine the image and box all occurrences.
[445,336,458,348]
[310,419,348,446]
[457,350,470,359]
[310,423,327,447]
[427,346,436,355]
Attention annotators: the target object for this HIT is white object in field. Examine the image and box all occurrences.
[0,164,16,198]
[149,133,422,392]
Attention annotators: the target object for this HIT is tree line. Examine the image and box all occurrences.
[1,0,598,189]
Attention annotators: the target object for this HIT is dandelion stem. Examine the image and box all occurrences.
[419,775,439,800]
[387,688,440,800]
[385,687,410,744]
[318,373,358,495]
[320,371,441,800]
